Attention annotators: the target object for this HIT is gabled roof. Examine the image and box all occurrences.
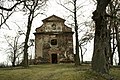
[42,15,65,22]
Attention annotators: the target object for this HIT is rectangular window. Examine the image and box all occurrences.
[51,39,57,45]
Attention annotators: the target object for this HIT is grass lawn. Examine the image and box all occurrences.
[0,63,120,80]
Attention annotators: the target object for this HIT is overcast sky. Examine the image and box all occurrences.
[0,0,96,64]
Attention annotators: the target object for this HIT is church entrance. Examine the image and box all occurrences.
[51,54,58,64]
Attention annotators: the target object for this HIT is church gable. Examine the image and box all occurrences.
[36,15,72,33]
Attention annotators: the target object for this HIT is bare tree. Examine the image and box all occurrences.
[22,0,48,67]
[0,0,48,67]
[57,0,84,66]
[4,31,24,67]
[107,0,120,65]
[58,0,94,65]
[111,0,120,65]
[79,30,94,63]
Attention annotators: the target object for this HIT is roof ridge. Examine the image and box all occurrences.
[42,15,65,22]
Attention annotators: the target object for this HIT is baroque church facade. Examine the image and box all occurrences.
[34,15,74,64]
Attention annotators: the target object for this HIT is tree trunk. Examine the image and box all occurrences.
[108,26,112,65]
[12,51,16,67]
[74,0,80,66]
[115,25,120,65]
[12,37,17,67]
[111,27,115,65]
[79,44,83,63]
[23,11,34,68]
[92,19,109,73]
[110,52,114,65]
[92,0,111,74]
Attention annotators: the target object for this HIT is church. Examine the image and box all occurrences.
[34,15,74,64]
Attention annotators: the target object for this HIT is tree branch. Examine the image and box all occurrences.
[0,1,24,11]
[0,11,14,29]
[57,1,74,13]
